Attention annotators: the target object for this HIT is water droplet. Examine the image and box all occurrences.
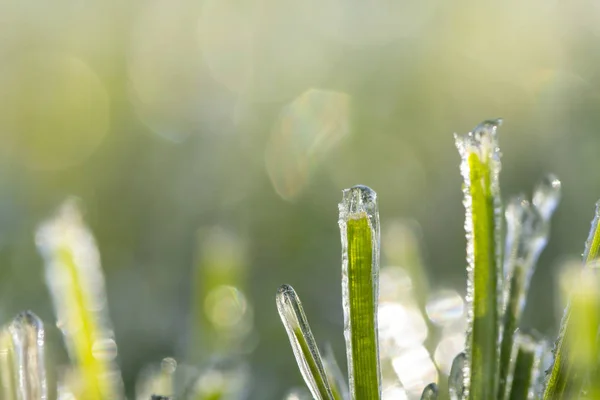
[426,290,465,326]
[92,338,118,361]
[420,383,439,400]
[160,358,177,375]
[448,352,466,400]
[532,174,561,221]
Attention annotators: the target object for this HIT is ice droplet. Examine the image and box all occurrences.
[276,284,333,400]
[420,383,439,400]
[532,174,561,221]
[448,352,466,400]
[8,311,47,400]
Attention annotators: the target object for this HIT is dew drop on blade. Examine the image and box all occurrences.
[420,382,439,400]
[532,174,561,221]
[9,311,48,400]
[448,352,466,400]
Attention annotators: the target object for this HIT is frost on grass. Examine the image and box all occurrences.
[35,199,123,400]
[454,119,502,400]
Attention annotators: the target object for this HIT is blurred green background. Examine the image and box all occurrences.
[1,0,599,398]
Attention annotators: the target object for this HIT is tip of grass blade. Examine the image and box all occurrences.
[276,284,334,400]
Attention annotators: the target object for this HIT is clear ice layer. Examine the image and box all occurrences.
[277,285,333,400]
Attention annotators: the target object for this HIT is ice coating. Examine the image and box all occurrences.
[583,200,600,263]
[504,195,549,281]
[276,285,334,400]
[448,352,466,400]
[35,199,124,399]
[419,382,438,400]
[506,333,545,400]
[454,120,502,399]
[322,344,350,400]
[532,174,562,221]
[338,185,381,399]
[8,311,47,400]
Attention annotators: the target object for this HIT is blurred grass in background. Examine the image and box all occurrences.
[0,0,599,398]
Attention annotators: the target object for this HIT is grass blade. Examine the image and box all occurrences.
[543,202,600,399]
[498,177,560,400]
[505,333,545,400]
[277,284,334,400]
[455,119,503,399]
[0,327,17,400]
[9,311,48,400]
[448,352,466,400]
[35,199,123,400]
[338,185,381,400]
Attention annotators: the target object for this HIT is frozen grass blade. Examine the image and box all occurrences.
[455,119,502,399]
[505,333,545,400]
[9,311,48,400]
[322,344,350,400]
[420,383,439,399]
[277,284,334,400]
[0,326,17,399]
[498,177,560,400]
[35,199,123,400]
[543,202,600,399]
[338,185,381,400]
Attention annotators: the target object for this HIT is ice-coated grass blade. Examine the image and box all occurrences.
[0,327,17,399]
[455,120,502,399]
[505,333,545,400]
[35,199,123,400]
[322,344,350,400]
[543,202,600,399]
[277,284,334,400]
[498,177,560,400]
[448,352,466,400]
[338,185,381,400]
[420,383,439,400]
[9,311,48,400]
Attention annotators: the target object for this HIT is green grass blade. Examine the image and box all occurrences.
[455,120,503,399]
[498,179,560,400]
[277,284,334,400]
[338,185,381,400]
[543,202,600,399]
[506,333,545,400]
[35,199,124,400]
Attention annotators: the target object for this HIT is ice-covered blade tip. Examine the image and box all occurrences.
[338,185,377,221]
[454,118,503,159]
[532,174,561,221]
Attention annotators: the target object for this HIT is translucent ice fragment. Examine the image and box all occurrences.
[532,174,561,221]
[419,383,438,400]
[448,352,466,400]
[35,199,124,400]
[338,185,381,400]
[277,285,334,400]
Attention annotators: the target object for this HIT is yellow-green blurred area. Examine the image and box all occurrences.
[0,0,599,398]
